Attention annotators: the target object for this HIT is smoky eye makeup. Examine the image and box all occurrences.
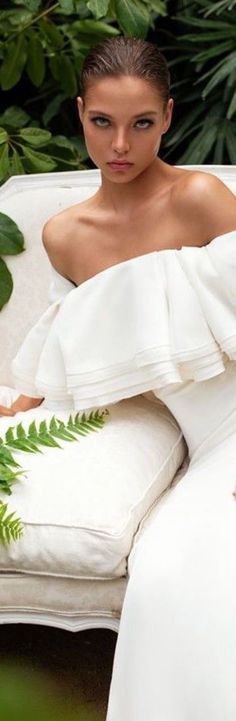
[135,119,154,128]
[90,116,109,126]
[89,116,155,128]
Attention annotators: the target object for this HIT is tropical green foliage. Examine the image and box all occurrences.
[161,0,236,163]
[0,0,167,183]
[0,0,235,175]
[0,501,24,544]
[0,407,110,544]
[0,212,25,309]
[0,108,88,175]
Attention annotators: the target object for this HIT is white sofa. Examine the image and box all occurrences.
[0,165,235,634]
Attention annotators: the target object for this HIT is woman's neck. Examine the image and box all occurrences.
[96,157,173,216]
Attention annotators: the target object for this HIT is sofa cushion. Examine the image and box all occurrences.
[0,388,186,579]
[0,573,126,624]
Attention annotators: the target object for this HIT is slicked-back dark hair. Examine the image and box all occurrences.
[80,36,170,105]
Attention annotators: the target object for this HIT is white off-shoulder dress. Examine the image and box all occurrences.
[12,231,236,721]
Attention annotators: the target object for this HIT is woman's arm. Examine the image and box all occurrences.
[177,171,236,245]
[0,395,44,417]
[1,218,75,419]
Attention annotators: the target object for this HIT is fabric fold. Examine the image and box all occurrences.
[11,231,236,410]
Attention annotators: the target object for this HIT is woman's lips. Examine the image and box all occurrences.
[107,162,133,170]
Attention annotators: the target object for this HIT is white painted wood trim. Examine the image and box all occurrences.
[0,611,119,633]
[0,169,102,198]
[0,165,235,200]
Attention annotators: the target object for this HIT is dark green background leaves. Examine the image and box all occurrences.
[0,0,167,184]
[0,213,24,309]
[0,0,236,180]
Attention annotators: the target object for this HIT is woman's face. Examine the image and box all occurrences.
[77,75,173,183]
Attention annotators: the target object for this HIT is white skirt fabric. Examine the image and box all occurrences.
[106,362,236,721]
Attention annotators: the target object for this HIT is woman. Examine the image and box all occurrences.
[1,36,236,720]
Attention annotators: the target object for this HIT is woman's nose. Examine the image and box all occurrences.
[111,130,130,154]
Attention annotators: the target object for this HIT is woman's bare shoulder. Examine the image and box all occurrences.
[43,196,96,246]
[42,196,97,277]
[173,169,236,244]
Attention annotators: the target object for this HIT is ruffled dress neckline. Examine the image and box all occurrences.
[12,230,236,411]
[66,230,236,290]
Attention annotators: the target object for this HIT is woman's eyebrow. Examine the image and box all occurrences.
[87,110,158,117]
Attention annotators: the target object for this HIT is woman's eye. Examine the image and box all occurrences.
[135,119,153,129]
[90,117,154,129]
[91,117,109,127]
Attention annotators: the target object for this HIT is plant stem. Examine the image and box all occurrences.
[0,2,60,48]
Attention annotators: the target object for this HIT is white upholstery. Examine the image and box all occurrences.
[0,170,101,386]
[0,388,185,578]
[0,165,234,630]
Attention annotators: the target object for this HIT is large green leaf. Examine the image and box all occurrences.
[58,0,75,11]
[227,89,236,119]
[42,93,66,125]
[0,144,9,182]
[23,146,57,171]
[19,127,52,146]
[49,54,77,95]
[49,55,61,82]
[39,19,64,49]
[26,34,46,87]
[0,106,30,129]
[0,213,25,255]
[224,122,236,162]
[164,104,204,147]
[202,52,236,98]
[0,128,8,144]
[10,148,25,175]
[58,55,77,96]
[0,258,13,310]
[148,0,167,14]
[3,8,33,26]
[73,18,120,33]
[0,36,28,90]
[178,122,218,164]
[181,30,235,42]
[50,134,77,152]
[115,0,149,36]
[192,40,234,64]
[23,0,42,10]
[213,125,226,163]
[69,134,89,160]
[201,0,236,15]
[87,0,110,18]
[175,15,235,29]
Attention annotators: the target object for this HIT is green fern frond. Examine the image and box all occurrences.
[0,408,110,543]
[0,502,24,545]
[0,409,109,496]
[0,445,21,468]
[1,408,109,453]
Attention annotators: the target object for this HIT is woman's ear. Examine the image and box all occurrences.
[162,97,174,135]
[77,96,84,125]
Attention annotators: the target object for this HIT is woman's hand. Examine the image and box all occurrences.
[0,405,16,417]
[10,395,44,414]
[0,395,44,416]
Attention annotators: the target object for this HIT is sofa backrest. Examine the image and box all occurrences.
[1,165,236,386]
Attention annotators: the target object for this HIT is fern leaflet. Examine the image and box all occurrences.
[0,408,109,544]
[0,501,24,544]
